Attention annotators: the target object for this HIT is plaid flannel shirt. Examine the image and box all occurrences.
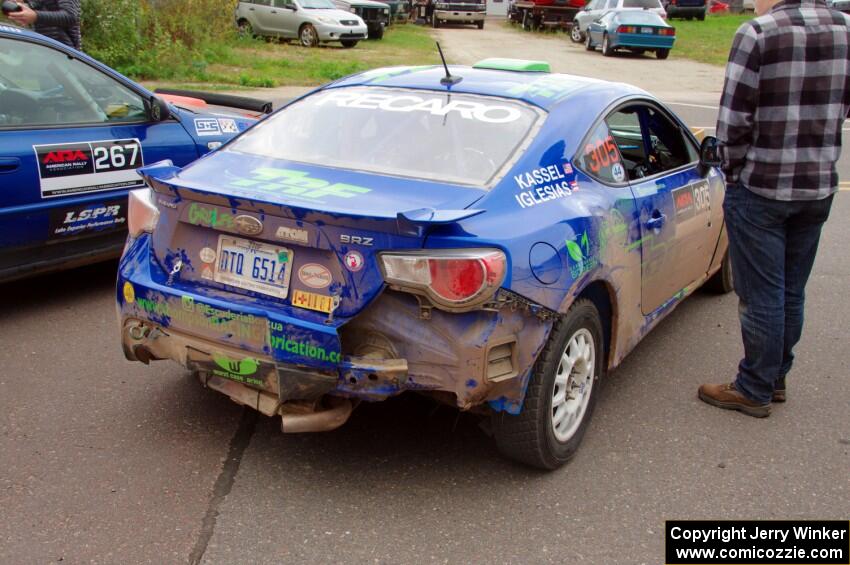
[716,0,850,200]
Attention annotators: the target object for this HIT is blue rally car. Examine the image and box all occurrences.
[0,24,257,282]
[116,59,731,468]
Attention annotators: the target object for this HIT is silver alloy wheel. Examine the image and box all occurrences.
[602,34,610,54]
[551,328,595,443]
[570,25,583,42]
[300,25,316,46]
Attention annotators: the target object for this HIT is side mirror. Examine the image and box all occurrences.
[149,96,172,122]
[697,135,721,177]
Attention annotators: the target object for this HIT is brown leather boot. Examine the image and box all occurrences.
[773,377,786,403]
[698,382,771,418]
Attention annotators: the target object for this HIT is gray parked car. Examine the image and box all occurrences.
[235,0,368,48]
[333,0,391,39]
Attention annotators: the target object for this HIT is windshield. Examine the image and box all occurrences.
[228,87,542,187]
[622,0,661,7]
[301,0,336,8]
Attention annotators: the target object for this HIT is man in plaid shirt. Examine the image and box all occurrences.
[699,0,846,417]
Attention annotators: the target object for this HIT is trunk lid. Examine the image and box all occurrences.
[139,153,486,321]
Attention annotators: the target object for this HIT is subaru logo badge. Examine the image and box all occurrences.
[234,215,263,236]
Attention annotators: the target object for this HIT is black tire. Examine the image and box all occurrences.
[492,299,605,469]
[601,33,614,56]
[370,25,384,39]
[237,19,254,38]
[585,31,594,51]
[686,15,693,20]
[477,20,484,29]
[299,23,318,47]
[656,48,670,59]
[570,23,584,43]
[432,15,440,27]
[704,249,734,294]
[340,39,358,48]
[697,11,705,20]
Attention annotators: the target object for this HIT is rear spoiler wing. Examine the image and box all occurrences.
[154,88,274,115]
[137,161,484,236]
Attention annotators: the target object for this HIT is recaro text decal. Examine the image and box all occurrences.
[315,90,523,124]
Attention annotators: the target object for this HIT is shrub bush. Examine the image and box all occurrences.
[81,0,238,79]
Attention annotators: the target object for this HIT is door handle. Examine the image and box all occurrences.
[646,212,666,230]
[271,9,277,12]
[0,157,20,174]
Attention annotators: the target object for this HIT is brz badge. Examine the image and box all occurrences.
[234,215,263,236]
[340,234,373,246]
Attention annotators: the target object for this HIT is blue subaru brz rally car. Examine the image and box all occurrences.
[0,24,259,282]
[117,58,731,469]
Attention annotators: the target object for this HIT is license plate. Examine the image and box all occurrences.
[641,27,654,34]
[291,289,336,314]
[214,235,293,298]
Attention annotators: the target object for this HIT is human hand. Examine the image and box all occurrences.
[7,2,37,25]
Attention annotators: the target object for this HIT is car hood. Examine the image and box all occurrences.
[140,150,487,223]
[306,8,365,21]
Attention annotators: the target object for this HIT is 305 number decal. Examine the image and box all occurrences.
[583,135,621,175]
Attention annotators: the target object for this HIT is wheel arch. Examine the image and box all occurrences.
[572,278,617,372]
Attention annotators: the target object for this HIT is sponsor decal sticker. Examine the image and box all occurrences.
[315,90,523,124]
[34,139,144,198]
[187,203,235,229]
[48,200,126,239]
[123,282,135,304]
[218,118,239,134]
[194,118,221,136]
[566,231,599,279]
[157,198,178,209]
[0,25,23,34]
[298,263,332,289]
[513,163,574,209]
[268,321,342,363]
[275,226,309,244]
[229,168,371,203]
[343,250,364,272]
[291,289,337,314]
[673,181,710,220]
[199,247,216,263]
[611,163,626,183]
[201,265,214,280]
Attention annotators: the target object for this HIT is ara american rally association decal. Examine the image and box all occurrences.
[34,139,144,198]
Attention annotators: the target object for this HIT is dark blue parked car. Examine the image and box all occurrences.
[586,10,676,59]
[116,60,731,468]
[0,24,258,282]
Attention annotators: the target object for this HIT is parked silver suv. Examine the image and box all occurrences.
[235,0,368,48]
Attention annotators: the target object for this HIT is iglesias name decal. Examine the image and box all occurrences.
[514,163,576,209]
[34,139,144,198]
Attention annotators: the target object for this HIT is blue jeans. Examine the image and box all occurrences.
[723,184,834,404]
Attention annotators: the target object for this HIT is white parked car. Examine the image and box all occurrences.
[570,0,666,42]
[235,0,368,48]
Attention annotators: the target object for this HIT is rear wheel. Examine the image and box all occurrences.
[370,25,384,39]
[656,48,670,59]
[492,299,604,469]
[601,33,614,56]
[432,15,440,27]
[299,23,318,47]
[477,19,485,29]
[705,249,734,294]
[340,39,358,48]
[585,31,594,50]
[697,11,705,20]
[570,23,584,42]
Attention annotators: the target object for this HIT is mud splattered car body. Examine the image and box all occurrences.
[116,61,729,468]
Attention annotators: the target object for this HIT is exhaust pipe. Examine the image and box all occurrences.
[281,396,354,433]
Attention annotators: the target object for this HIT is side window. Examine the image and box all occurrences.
[576,122,627,184]
[272,0,290,6]
[253,0,272,5]
[0,38,147,128]
[606,107,649,181]
[643,107,698,173]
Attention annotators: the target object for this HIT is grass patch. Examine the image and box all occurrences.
[209,25,440,87]
[669,14,753,66]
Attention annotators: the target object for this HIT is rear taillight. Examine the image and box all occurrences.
[618,25,637,33]
[659,27,675,35]
[380,249,506,310]
[127,188,160,237]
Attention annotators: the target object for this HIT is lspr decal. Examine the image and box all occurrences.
[48,199,127,239]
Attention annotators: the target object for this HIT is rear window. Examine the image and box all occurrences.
[228,86,542,187]
[617,10,665,22]
[622,0,661,7]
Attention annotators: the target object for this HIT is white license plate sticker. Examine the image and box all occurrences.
[214,235,293,298]
[641,27,654,34]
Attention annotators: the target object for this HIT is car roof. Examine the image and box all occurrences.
[328,65,651,112]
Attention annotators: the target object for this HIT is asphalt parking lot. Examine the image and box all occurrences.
[2,27,849,565]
